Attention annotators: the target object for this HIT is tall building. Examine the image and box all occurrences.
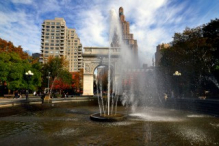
[155,43,170,66]
[40,18,83,72]
[119,7,138,57]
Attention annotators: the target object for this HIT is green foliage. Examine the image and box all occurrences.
[42,57,72,89]
[0,39,42,92]
[160,18,219,96]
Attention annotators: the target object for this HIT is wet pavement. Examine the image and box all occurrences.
[0,102,219,145]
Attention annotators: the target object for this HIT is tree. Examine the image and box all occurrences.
[203,19,219,84]
[72,69,83,93]
[42,56,72,93]
[0,38,41,95]
[0,38,29,59]
[0,52,41,94]
[160,23,219,97]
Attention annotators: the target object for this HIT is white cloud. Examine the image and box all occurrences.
[0,0,218,66]
[11,0,33,4]
[0,10,40,53]
[76,7,108,47]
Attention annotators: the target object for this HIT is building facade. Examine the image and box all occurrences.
[155,43,170,66]
[40,18,83,72]
[119,7,138,57]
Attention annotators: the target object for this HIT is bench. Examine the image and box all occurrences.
[3,94,14,98]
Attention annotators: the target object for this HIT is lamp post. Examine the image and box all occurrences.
[25,70,34,101]
[47,72,50,93]
[173,71,181,98]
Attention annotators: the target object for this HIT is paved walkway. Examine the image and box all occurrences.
[0,96,95,108]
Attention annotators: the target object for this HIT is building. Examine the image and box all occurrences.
[119,7,138,57]
[32,53,40,59]
[155,43,170,66]
[40,18,83,72]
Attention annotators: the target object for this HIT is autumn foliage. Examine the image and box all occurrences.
[0,38,29,60]
[51,69,83,92]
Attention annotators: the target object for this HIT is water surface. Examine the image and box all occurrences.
[0,102,219,145]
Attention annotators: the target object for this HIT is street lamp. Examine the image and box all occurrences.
[173,71,181,98]
[25,70,34,101]
[47,72,51,93]
[173,71,181,76]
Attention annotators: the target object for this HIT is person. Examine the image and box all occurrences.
[164,93,168,101]
[14,90,19,99]
[41,93,46,104]
[25,90,28,100]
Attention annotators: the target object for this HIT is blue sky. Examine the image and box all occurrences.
[0,0,218,65]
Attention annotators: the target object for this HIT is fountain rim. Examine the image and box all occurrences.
[90,113,126,122]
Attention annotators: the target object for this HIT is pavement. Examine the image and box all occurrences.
[0,95,95,108]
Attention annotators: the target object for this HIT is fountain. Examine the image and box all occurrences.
[90,8,166,122]
[90,9,127,122]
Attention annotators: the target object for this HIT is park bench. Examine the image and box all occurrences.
[3,94,14,98]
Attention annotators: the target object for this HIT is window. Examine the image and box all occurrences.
[45,40,49,43]
[45,36,49,39]
[56,22,60,25]
[45,51,49,53]
[56,33,60,36]
[50,47,54,50]
[51,33,54,36]
[51,22,55,25]
[51,40,54,42]
[56,47,59,50]
[51,36,54,39]
[45,47,49,49]
[56,26,60,28]
[50,51,53,53]
[50,43,54,46]
[56,40,59,43]
[51,29,55,32]
[51,26,55,28]
[55,44,59,46]
[46,29,50,32]
[56,29,60,32]
[45,43,49,46]
[56,37,59,39]
[74,40,78,42]
[46,26,50,28]
[46,33,49,35]
[46,22,50,25]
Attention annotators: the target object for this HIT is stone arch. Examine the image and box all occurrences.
[82,47,119,95]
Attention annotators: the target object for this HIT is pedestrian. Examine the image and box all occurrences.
[25,90,28,100]
[41,93,46,104]
[14,90,18,99]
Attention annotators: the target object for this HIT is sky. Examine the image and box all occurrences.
[0,0,218,66]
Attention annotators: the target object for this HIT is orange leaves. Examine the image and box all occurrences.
[0,38,30,60]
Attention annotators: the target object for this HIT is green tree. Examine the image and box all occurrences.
[0,50,41,94]
[42,56,72,92]
[160,25,218,97]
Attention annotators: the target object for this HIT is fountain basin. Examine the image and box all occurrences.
[90,113,126,122]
